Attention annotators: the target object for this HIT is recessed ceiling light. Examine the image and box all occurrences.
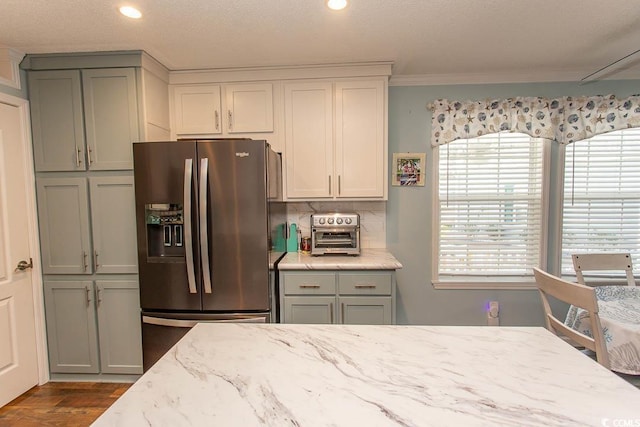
[119,6,142,19]
[327,0,348,11]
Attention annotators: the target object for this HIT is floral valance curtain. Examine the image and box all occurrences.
[429,95,640,147]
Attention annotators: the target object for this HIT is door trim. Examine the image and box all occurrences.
[0,91,48,384]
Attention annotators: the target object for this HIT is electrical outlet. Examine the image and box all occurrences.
[487,300,499,326]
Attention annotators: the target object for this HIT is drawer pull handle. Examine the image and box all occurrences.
[355,284,376,289]
[299,284,320,289]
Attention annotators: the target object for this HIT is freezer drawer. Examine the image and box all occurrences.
[141,312,269,371]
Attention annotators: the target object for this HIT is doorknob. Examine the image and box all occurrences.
[15,258,33,272]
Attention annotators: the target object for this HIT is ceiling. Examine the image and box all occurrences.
[2,0,640,84]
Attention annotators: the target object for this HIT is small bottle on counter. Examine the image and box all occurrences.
[301,237,311,253]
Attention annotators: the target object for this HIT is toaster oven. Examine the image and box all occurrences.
[311,213,360,256]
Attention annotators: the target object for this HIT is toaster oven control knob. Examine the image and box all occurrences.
[345,218,352,224]
[337,218,343,224]
[328,218,334,224]
[319,218,325,224]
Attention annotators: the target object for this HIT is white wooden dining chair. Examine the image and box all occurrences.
[572,253,636,287]
[532,268,610,369]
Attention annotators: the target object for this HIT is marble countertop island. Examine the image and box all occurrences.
[93,323,639,426]
[278,248,402,270]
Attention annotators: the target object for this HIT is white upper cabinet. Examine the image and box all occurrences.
[334,80,385,198]
[168,63,390,199]
[284,82,334,199]
[284,78,387,200]
[172,85,222,135]
[172,82,273,135]
[225,83,274,133]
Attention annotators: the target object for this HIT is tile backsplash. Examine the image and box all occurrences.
[285,201,386,248]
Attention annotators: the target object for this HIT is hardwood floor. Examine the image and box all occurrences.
[0,382,131,426]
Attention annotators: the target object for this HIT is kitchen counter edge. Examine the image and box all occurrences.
[277,248,402,270]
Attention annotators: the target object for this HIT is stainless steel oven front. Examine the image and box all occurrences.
[311,213,360,256]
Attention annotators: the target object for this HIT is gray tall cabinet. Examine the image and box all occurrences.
[22,51,170,378]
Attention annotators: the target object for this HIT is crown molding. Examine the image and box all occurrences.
[389,68,640,86]
[169,62,393,84]
[0,47,25,89]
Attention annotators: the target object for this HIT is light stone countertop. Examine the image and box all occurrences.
[277,248,402,270]
[268,251,286,270]
[93,323,640,427]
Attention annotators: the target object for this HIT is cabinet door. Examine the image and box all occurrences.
[335,80,385,198]
[339,296,392,325]
[284,82,333,198]
[173,85,222,135]
[224,83,273,133]
[28,70,86,171]
[282,296,336,324]
[96,281,143,374]
[37,178,92,274]
[44,281,99,373]
[82,68,139,170]
[89,176,138,273]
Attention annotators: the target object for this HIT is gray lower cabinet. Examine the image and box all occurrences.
[283,296,336,324]
[44,280,142,374]
[339,297,393,325]
[36,176,138,275]
[280,270,396,324]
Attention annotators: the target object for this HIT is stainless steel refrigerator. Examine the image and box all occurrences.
[133,139,286,371]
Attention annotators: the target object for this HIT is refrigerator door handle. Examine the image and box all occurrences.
[200,158,213,294]
[183,158,197,294]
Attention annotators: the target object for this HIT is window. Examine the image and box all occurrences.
[435,132,546,287]
[561,128,640,275]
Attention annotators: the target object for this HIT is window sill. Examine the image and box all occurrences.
[432,277,538,290]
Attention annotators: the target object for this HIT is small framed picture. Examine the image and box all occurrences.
[392,153,426,186]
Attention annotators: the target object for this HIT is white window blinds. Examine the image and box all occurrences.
[438,133,545,277]
[561,128,640,275]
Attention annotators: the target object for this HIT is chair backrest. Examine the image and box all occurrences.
[532,268,610,369]
[572,253,636,286]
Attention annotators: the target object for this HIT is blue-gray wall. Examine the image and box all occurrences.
[387,79,640,325]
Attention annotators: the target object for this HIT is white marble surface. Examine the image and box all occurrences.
[93,324,640,427]
[268,251,285,269]
[277,248,402,270]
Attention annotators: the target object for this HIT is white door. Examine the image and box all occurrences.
[0,97,40,407]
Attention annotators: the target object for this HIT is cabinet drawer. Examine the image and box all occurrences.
[338,272,392,295]
[282,272,336,295]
